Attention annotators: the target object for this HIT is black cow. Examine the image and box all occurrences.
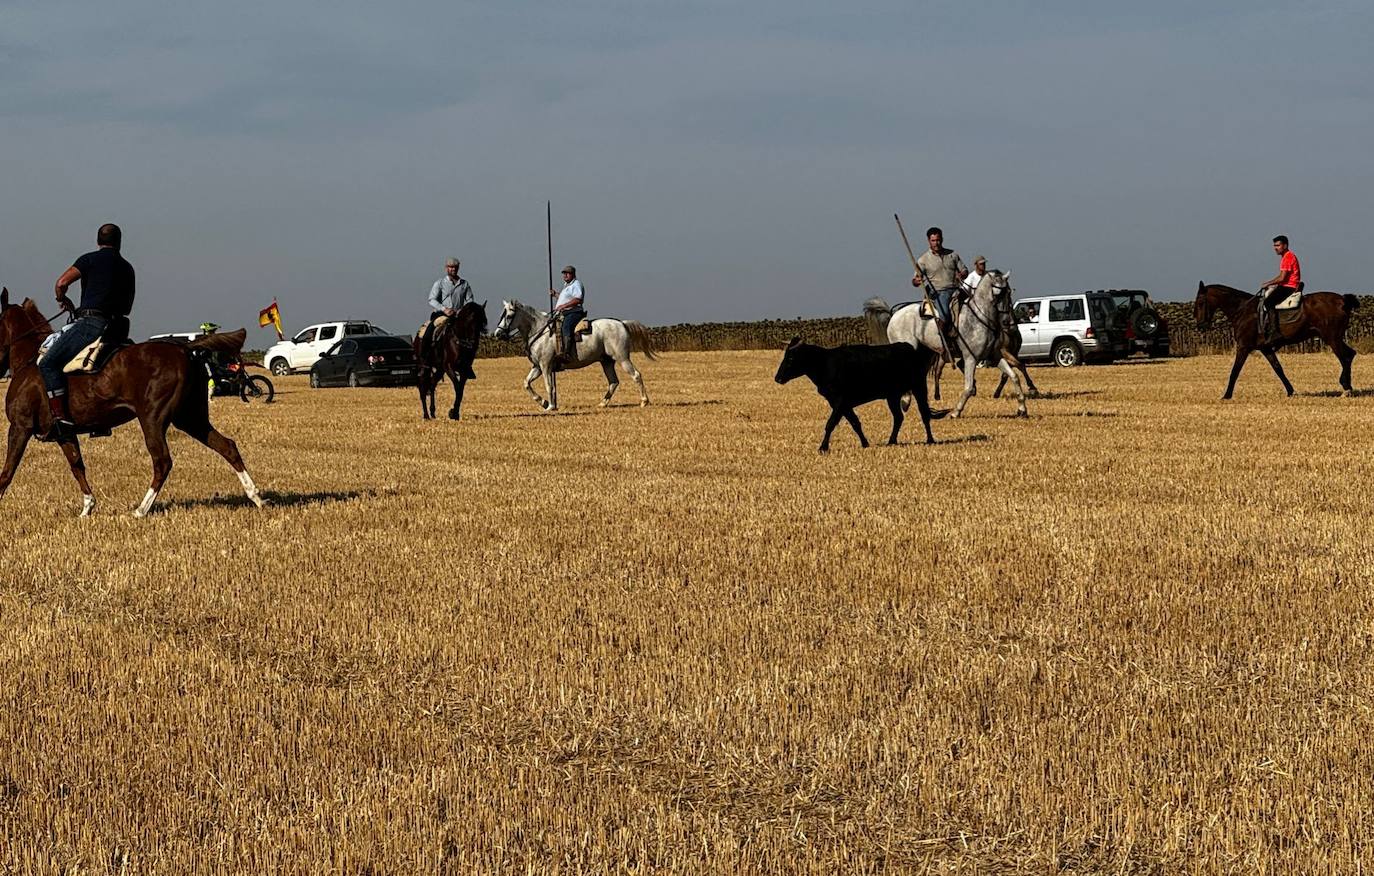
[774,336,947,453]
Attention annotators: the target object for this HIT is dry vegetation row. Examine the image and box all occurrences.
[1,351,1372,872]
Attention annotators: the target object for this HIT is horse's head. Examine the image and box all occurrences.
[457,300,488,337]
[774,335,806,384]
[0,287,12,375]
[493,300,519,341]
[1194,281,1214,331]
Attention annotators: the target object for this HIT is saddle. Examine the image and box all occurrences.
[38,317,132,375]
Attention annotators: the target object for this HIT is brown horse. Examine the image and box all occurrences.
[0,289,266,516]
[1194,282,1359,399]
[413,300,487,420]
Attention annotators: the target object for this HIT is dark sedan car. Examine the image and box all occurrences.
[309,336,418,388]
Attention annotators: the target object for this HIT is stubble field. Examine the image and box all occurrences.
[1,350,1373,873]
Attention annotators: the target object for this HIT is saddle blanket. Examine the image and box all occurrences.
[1275,289,1302,311]
[416,314,449,338]
[36,327,110,374]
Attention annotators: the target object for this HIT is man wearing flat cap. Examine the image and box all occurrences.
[422,257,474,352]
[550,265,586,366]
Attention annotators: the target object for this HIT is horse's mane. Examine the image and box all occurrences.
[20,298,54,336]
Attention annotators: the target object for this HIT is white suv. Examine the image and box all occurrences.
[1011,292,1126,367]
[265,321,391,375]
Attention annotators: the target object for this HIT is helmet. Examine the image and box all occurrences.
[200,322,220,334]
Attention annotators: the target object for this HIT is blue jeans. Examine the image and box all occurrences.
[39,315,107,395]
[560,307,585,356]
[933,288,955,324]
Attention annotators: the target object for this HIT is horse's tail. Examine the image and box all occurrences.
[862,297,892,344]
[1344,294,1360,313]
[187,328,247,356]
[623,320,659,360]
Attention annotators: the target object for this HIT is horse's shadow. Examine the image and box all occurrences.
[934,434,991,446]
[471,399,723,420]
[1021,390,1102,401]
[1298,388,1374,398]
[160,488,375,512]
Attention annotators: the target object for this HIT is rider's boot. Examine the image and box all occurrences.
[1261,306,1278,344]
[40,393,76,443]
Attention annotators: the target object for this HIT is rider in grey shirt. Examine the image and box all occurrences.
[428,257,473,314]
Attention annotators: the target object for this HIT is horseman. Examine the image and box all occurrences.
[549,265,586,367]
[1260,235,1301,343]
[912,227,968,345]
[40,223,134,442]
[422,257,473,354]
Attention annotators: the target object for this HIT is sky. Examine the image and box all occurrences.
[1,1,1371,339]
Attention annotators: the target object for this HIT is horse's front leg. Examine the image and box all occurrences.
[0,423,33,503]
[1260,350,1294,397]
[416,370,432,419]
[545,368,558,411]
[523,363,546,408]
[446,370,465,420]
[1223,348,1250,400]
[952,346,977,418]
[996,357,1029,417]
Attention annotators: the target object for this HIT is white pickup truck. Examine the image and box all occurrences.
[264,321,392,375]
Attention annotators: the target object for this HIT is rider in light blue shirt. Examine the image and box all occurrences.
[550,266,585,366]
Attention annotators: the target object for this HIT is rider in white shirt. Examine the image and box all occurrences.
[550,265,586,366]
[962,255,987,293]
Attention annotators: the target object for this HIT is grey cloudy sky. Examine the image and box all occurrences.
[1,1,1371,338]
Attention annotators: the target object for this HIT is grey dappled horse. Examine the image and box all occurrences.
[864,270,1028,418]
[492,299,657,411]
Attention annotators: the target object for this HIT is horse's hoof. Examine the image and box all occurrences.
[132,509,146,519]
[448,410,459,420]
[641,400,650,407]
[599,401,610,408]
[1017,409,1029,419]
[1344,390,1355,398]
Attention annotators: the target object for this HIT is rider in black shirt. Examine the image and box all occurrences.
[39,223,136,441]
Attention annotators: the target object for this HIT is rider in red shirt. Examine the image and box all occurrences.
[1261,235,1301,342]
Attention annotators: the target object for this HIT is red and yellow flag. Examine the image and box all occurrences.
[258,300,283,340]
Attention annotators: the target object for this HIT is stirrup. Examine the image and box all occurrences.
[38,420,77,443]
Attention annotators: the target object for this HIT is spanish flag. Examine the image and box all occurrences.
[258,300,283,340]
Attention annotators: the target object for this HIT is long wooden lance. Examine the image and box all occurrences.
[895,213,952,365]
[546,201,554,315]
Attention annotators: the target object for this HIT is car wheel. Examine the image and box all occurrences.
[270,358,290,376]
[1131,308,1161,338]
[309,371,321,389]
[1053,340,1083,368]
[347,370,359,388]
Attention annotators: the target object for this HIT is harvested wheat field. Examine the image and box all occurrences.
[2,350,1373,873]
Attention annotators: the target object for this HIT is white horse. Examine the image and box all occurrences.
[864,270,1028,418]
[493,299,657,411]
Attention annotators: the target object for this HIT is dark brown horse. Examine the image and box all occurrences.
[0,289,265,516]
[1194,282,1359,399]
[413,300,487,419]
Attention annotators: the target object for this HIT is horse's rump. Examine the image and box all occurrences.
[187,329,247,356]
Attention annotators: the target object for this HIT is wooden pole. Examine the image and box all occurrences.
[547,201,554,315]
[894,213,920,272]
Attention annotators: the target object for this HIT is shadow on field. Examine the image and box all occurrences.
[161,488,376,512]
[936,434,991,445]
[471,399,723,420]
[1023,390,1102,400]
[1298,388,1374,398]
